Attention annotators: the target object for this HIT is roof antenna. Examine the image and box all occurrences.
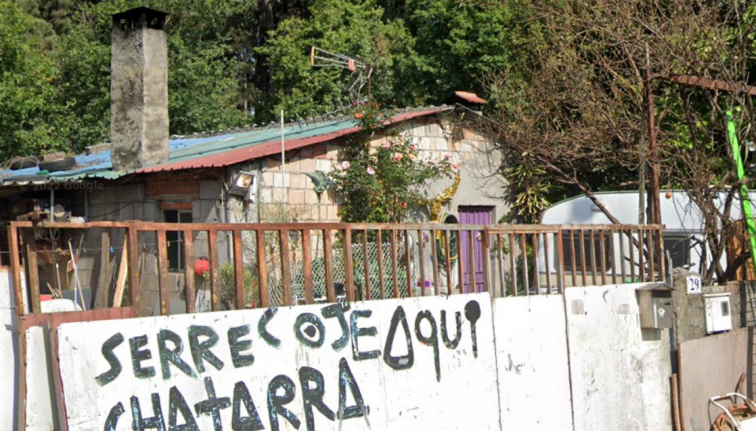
[310,46,374,107]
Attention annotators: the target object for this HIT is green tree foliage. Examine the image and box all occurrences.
[0,1,67,158]
[257,0,418,121]
[1,0,532,159]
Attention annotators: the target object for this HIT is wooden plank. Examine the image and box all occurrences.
[457,230,465,294]
[508,233,517,296]
[648,229,656,282]
[431,229,440,296]
[418,229,426,296]
[495,234,504,296]
[391,230,400,298]
[639,230,646,282]
[520,234,529,295]
[256,230,269,307]
[444,230,453,295]
[127,223,141,314]
[8,225,24,315]
[619,230,627,283]
[468,229,476,293]
[184,233,196,313]
[579,230,587,286]
[323,229,335,302]
[555,231,565,293]
[376,230,385,299]
[599,229,607,285]
[157,231,170,316]
[481,228,491,294]
[343,228,355,301]
[629,230,636,281]
[280,230,292,306]
[23,230,41,314]
[233,230,246,310]
[544,232,552,294]
[405,230,413,297]
[570,230,578,286]
[112,237,129,308]
[208,230,220,311]
[610,231,617,285]
[94,230,111,309]
[363,229,371,300]
[589,230,597,286]
[531,233,540,294]
[302,230,314,304]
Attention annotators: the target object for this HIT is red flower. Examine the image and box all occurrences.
[355,112,364,119]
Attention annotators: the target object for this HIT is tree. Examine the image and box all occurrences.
[0,1,67,159]
[486,0,756,284]
[256,0,419,121]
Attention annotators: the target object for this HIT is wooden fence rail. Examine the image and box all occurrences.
[6,221,666,316]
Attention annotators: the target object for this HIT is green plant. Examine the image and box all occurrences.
[218,262,258,310]
[328,107,454,223]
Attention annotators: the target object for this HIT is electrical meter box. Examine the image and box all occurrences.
[704,293,732,334]
[636,283,674,329]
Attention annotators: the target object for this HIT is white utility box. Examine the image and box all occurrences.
[704,293,732,334]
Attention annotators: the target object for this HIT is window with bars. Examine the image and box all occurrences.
[164,210,192,272]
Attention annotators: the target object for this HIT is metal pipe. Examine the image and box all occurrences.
[50,189,55,222]
[281,110,286,214]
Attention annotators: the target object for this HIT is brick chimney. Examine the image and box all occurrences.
[110,7,170,171]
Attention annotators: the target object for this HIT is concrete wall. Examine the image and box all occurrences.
[56,293,499,431]
[25,326,56,430]
[0,268,19,429]
[678,328,750,431]
[565,284,672,431]
[493,295,573,431]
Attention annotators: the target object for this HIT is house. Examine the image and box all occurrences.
[0,7,506,313]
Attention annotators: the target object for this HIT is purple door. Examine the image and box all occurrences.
[459,206,492,293]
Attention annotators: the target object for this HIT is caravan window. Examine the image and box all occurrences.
[561,230,613,272]
[663,234,690,269]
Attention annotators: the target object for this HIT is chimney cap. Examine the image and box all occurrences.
[112,6,169,30]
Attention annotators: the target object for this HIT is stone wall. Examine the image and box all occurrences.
[254,114,507,223]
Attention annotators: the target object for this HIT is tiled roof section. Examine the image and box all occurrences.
[0,106,452,185]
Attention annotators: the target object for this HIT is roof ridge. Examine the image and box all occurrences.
[169,105,451,140]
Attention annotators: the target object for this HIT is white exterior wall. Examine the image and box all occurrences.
[57,294,499,431]
[0,268,18,430]
[564,284,672,431]
[493,295,573,431]
[25,326,56,430]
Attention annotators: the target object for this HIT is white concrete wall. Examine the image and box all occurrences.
[0,268,18,430]
[565,284,672,431]
[57,293,499,431]
[493,295,573,431]
[25,326,56,430]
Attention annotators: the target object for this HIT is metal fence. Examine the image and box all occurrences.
[5,221,666,316]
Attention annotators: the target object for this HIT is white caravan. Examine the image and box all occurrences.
[539,190,756,282]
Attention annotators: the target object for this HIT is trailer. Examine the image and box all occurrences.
[538,191,756,284]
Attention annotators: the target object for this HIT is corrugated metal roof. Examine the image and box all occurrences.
[0,106,451,185]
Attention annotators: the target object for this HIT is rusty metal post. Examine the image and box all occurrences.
[183,232,196,313]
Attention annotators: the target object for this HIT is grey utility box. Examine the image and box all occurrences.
[636,283,674,329]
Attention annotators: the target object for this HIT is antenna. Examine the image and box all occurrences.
[310,46,374,106]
